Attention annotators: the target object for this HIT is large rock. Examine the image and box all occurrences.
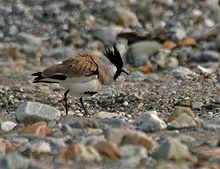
[104,7,141,27]
[152,138,191,161]
[134,110,167,132]
[16,102,61,124]
[129,40,162,67]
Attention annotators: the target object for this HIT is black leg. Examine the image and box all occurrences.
[79,97,88,116]
[64,90,70,115]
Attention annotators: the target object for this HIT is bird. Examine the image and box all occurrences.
[32,44,128,116]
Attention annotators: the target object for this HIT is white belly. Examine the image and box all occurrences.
[60,76,102,97]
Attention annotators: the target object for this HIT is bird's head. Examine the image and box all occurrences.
[104,44,129,80]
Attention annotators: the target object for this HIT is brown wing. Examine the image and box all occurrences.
[42,53,100,78]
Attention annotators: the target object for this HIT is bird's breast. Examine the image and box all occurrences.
[60,76,102,97]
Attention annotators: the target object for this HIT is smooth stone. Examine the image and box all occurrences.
[134,110,167,132]
[107,128,158,152]
[58,144,101,162]
[129,40,162,67]
[170,66,194,78]
[166,57,179,68]
[203,117,220,131]
[29,141,51,153]
[9,25,18,36]
[191,102,204,109]
[98,118,135,130]
[0,142,6,157]
[15,32,47,47]
[156,160,190,169]
[0,152,29,169]
[16,101,61,124]
[80,135,106,145]
[94,111,123,119]
[197,65,214,74]
[94,141,123,160]
[93,27,117,46]
[167,106,194,123]
[216,95,220,104]
[119,144,148,168]
[167,113,197,129]
[104,7,140,27]
[60,123,72,134]
[177,135,196,143]
[202,50,220,61]
[1,121,17,132]
[152,138,191,161]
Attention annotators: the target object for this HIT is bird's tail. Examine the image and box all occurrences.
[32,72,67,83]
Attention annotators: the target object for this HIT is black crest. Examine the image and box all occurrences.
[104,44,127,80]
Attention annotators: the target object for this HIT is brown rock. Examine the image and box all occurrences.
[57,144,101,162]
[20,121,51,136]
[167,106,195,123]
[94,141,123,160]
[163,40,177,50]
[107,128,158,152]
[138,65,154,74]
[178,37,197,47]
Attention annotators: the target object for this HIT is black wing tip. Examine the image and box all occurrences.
[32,72,42,76]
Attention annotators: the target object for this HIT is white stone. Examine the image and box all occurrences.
[1,121,17,132]
[29,141,51,153]
[16,101,61,123]
[134,110,167,132]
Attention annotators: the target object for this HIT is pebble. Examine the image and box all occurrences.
[16,101,61,124]
[166,57,179,69]
[177,135,195,143]
[107,128,158,152]
[98,118,135,130]
[152,138,191,161]
[1,121,17,132]
[57,144,102,162]
[203,117,220,131]
[93,26,117,46]
[202,50,220,61]
[170,66,195,78]
[94,141,123,160]
[134,110,167,132]
[167,113,197,129]
[29,140,51,153]
[0,152,29,169]
[191,101,204,109]
[167,106,195,123]
[94,111,123,119]
[104,7,141,27]
[119,145,148,168]
[129,40,162,67]
[15,32,46,47]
